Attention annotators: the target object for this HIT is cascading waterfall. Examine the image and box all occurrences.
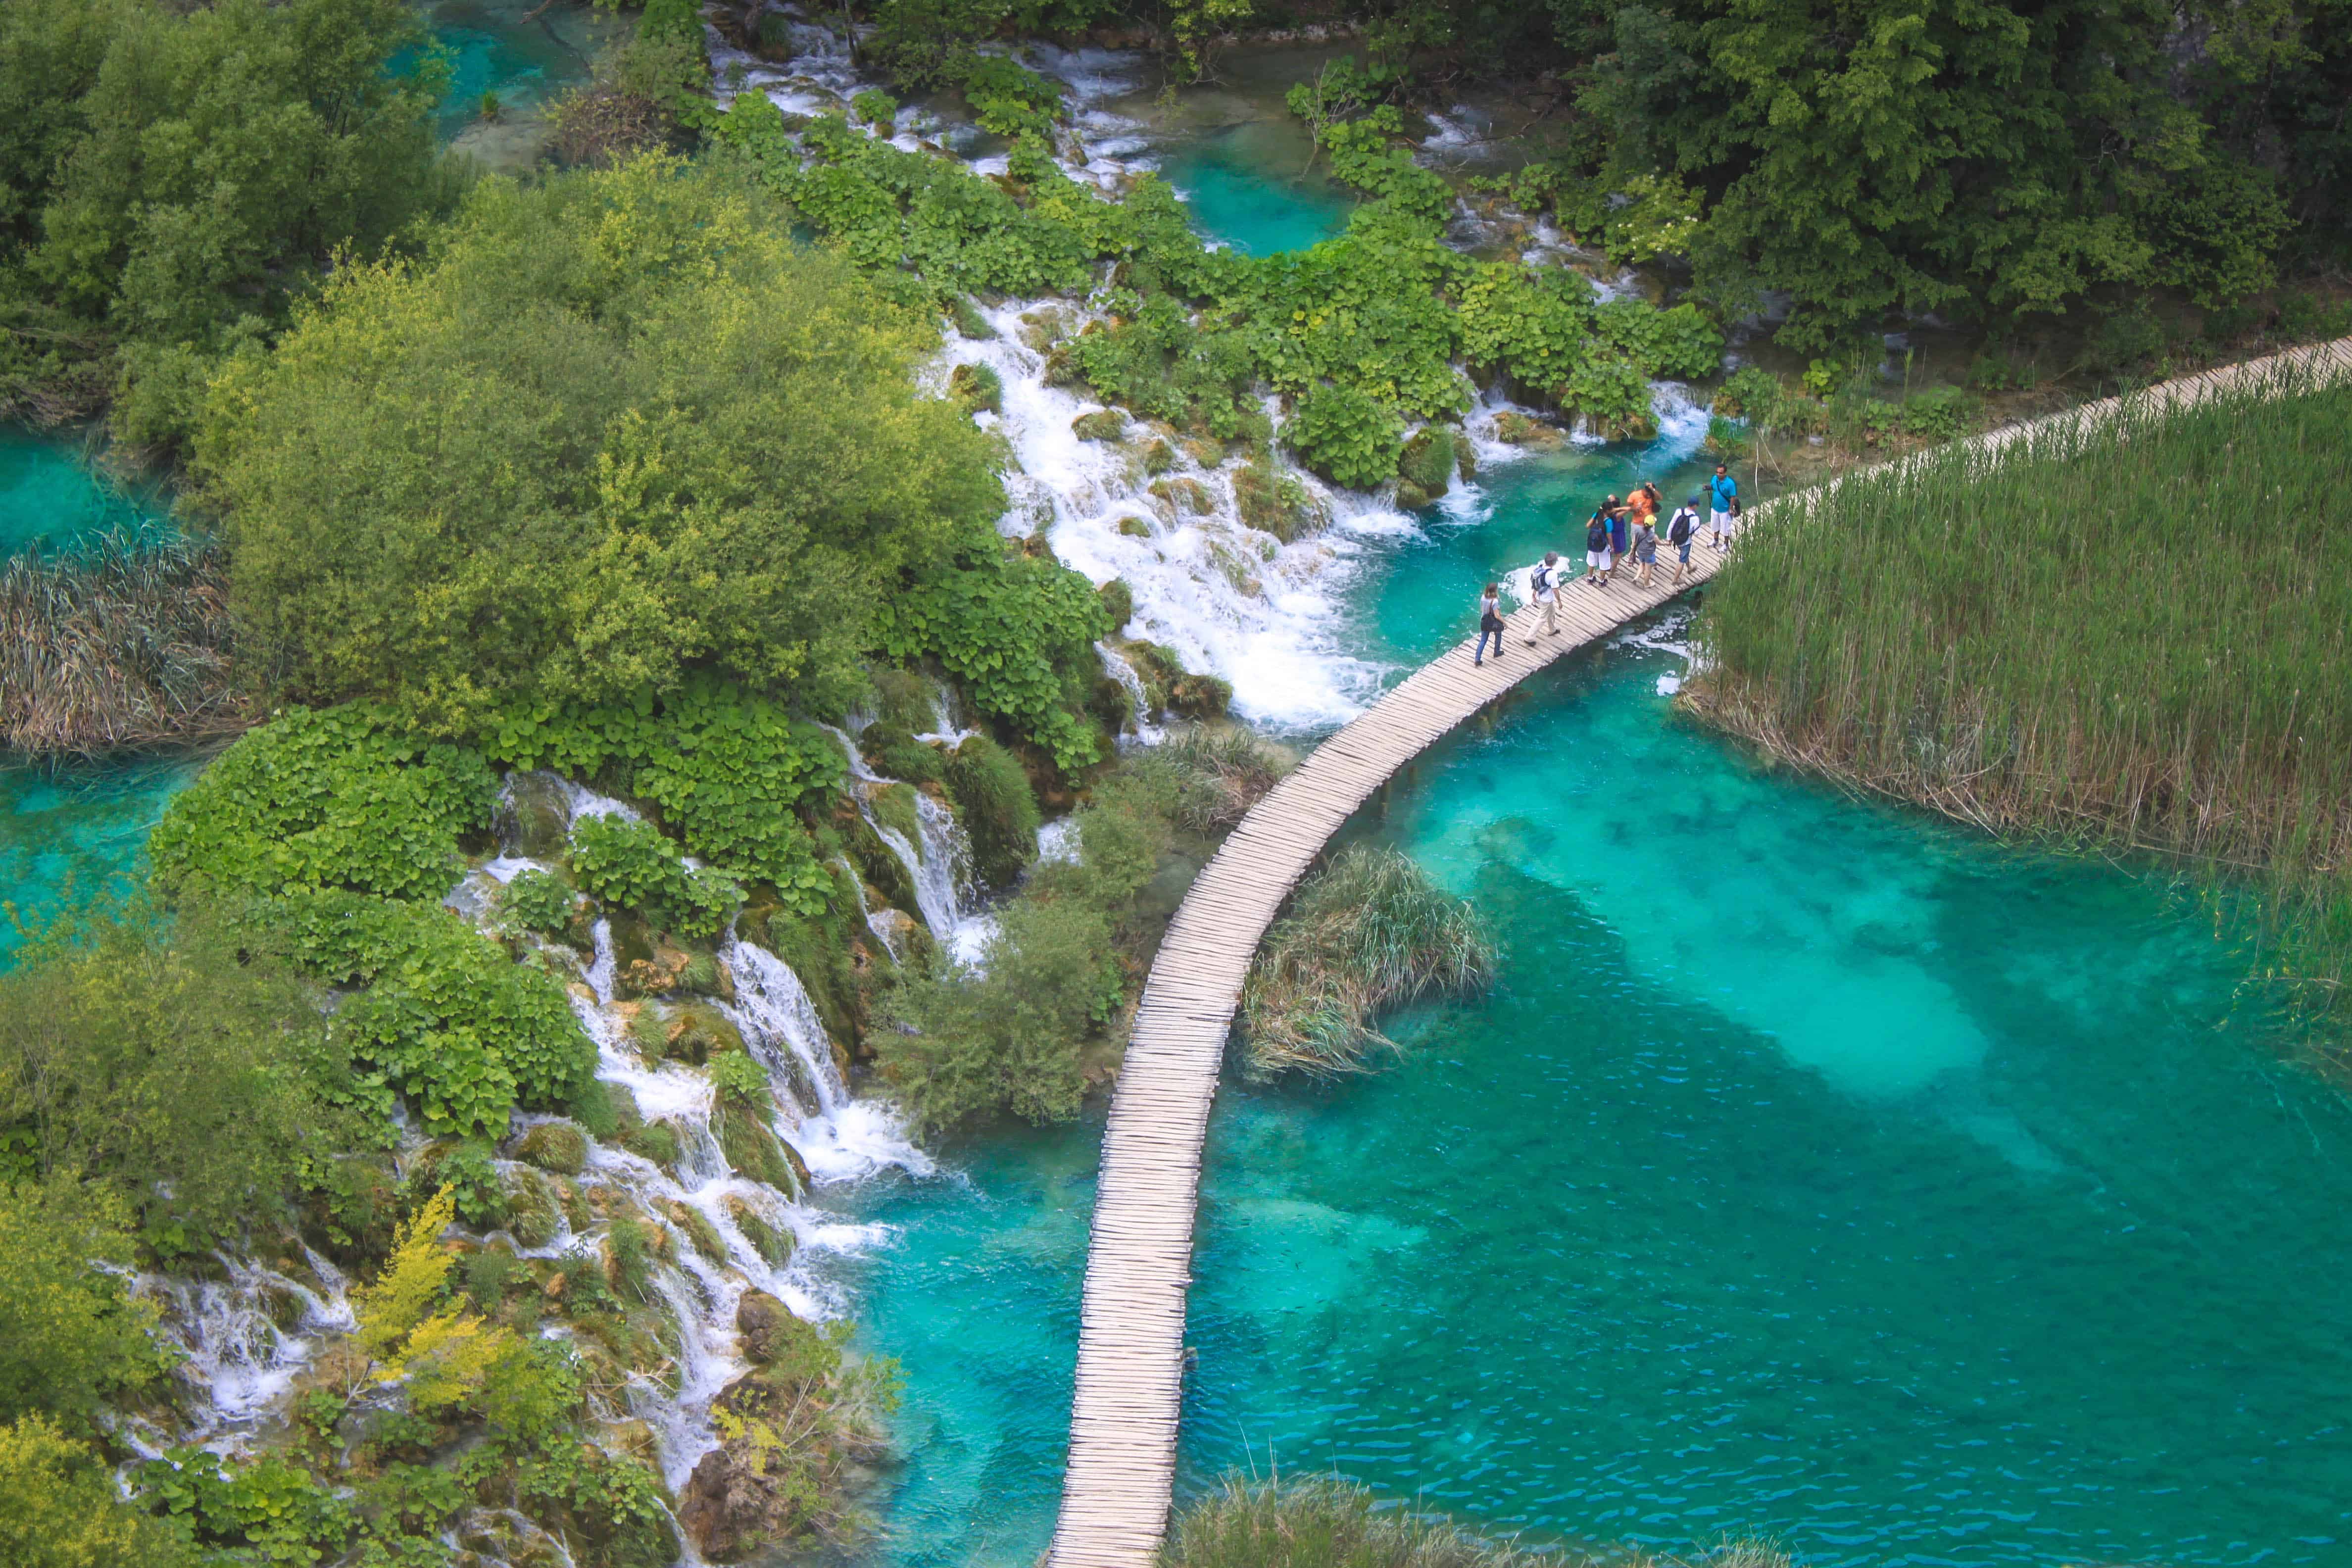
[822,722,989,960]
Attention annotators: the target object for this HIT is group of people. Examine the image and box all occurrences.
[1474,463,1742,667]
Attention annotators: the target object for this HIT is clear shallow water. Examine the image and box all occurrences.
[0,425,169,557]
[845,446,2352,1566]
[1161,124,1355,255]
[0,431,188,961]
[0,758,201,959]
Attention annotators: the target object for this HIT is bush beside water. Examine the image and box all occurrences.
[1693,371,2352,1052]
[1241,845,1497,1080]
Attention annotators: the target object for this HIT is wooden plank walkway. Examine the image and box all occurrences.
[1045,336,2352,1568]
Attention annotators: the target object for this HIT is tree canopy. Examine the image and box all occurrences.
[196,155,1009,735]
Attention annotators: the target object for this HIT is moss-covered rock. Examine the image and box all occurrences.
[1492,410,1565,446]
[948,361,1002,415]
[845,811,920,917]
[662,1199,728,1264]
[859,720,942,784]
[715,1107,806,1201]
[764,906,861,1050]
[621,1118,683,1172]
[1096,577,1133,630]
[1148,475,1215,514]
[1394,478,1439,510]
[724,1196,795,1268]
[1140,438,1176,475]
[944,734,1041,889]
[1232,461,1322,542]
[1071,409,1125,441]
[867,781,924,851]
[495,772,571,858]
[661,1002,743,1066]
[506,1168,562,1248]
[1115,514,1153,538]
[949,295,997,340]
[869,667,938,734]
[559,1178,593,1234]
[1398,426,1457,495]
[1181,436,1225,467]
[734,1289,793,1365]
[515,1120,589,1176]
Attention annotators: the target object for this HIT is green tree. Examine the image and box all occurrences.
[0,902,355,1251]
[1584,0,2295,347]
[198,155,1005,736]
[0,1180,169,1426]
[32,0,452,343]
[0,1415,194,1568]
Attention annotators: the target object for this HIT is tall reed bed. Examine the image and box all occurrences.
[1691,368,2352,1046]
[1167,1474,1790,1568]
[1241,845,1496,1080]
[0,526,243,757]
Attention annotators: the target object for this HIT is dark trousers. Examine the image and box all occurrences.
[1476,623,1504,662]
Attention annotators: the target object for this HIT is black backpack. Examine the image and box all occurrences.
[1586,519,1610,552]
[1668,509,1693,545]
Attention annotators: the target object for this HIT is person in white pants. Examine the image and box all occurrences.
[1708,463,1740,547]
[1532,551,1562,633]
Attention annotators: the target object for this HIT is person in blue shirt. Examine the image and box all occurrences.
[1606,493,1630,562]
[1708,464,1740,548]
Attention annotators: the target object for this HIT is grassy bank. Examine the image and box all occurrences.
[1689,367,2352,1051]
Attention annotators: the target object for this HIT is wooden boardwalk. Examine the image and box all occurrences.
[1045,337,2352,1568]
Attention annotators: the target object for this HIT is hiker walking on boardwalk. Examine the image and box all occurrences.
[1474,581,1507,666]
[1585,509,1614,588]
[1607,494,1630,563]
[1667,494,1700,585]
[1709,464,1740,547]
[1531,551,1563,634]
[1630,511,1658,587]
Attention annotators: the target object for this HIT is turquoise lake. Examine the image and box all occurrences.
[843,441,2352,1567]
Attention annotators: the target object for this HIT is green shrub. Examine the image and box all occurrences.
[0,1416,197,1567]
[944,735,1042,888]
[1285,382,1404,488]
[568,817,744,939]
[484,678,842,915]
[707,1049,770,1109]
[198,158,1003,737]
[500,869,582,938]
[1898,385,1978,442]
[877,550,1113,772]
[850,88,899,128]
[876,892,1122,1131]
[272,892,596,1138]
[149,705,496,903]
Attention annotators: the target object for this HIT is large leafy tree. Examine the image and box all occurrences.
[196,155,1007,735]
[1582,0,2297,347]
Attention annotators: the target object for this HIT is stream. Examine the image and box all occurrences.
[7,12,2348,1566]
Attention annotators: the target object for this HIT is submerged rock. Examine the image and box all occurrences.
[725,1197,795,1268]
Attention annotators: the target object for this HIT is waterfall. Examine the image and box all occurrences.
[1095,639,1162,744]
[821,722,988,960]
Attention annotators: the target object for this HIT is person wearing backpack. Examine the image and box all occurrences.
[1474,581,1507,666]
[1531,551,1563,634]
[1709,464,1740,547]
[1666,496,1700,585]
[1607,494,1630,563]
[1630,512,1658,588]
[1584,509,1614,588]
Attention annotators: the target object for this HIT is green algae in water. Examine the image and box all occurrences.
[847,648,2352,1565]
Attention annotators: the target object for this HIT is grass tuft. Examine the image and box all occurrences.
[1241,845,1495,1081]
[0,525,242,757]
[1166,1474,1790,1568]
[1690,364,2352,1052]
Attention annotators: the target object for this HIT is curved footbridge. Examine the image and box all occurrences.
[1046,337,2352,1568]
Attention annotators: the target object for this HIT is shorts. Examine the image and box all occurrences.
[1712,507,1736,535]
[1586,549,1612,570]
[1675,540,1692,563]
